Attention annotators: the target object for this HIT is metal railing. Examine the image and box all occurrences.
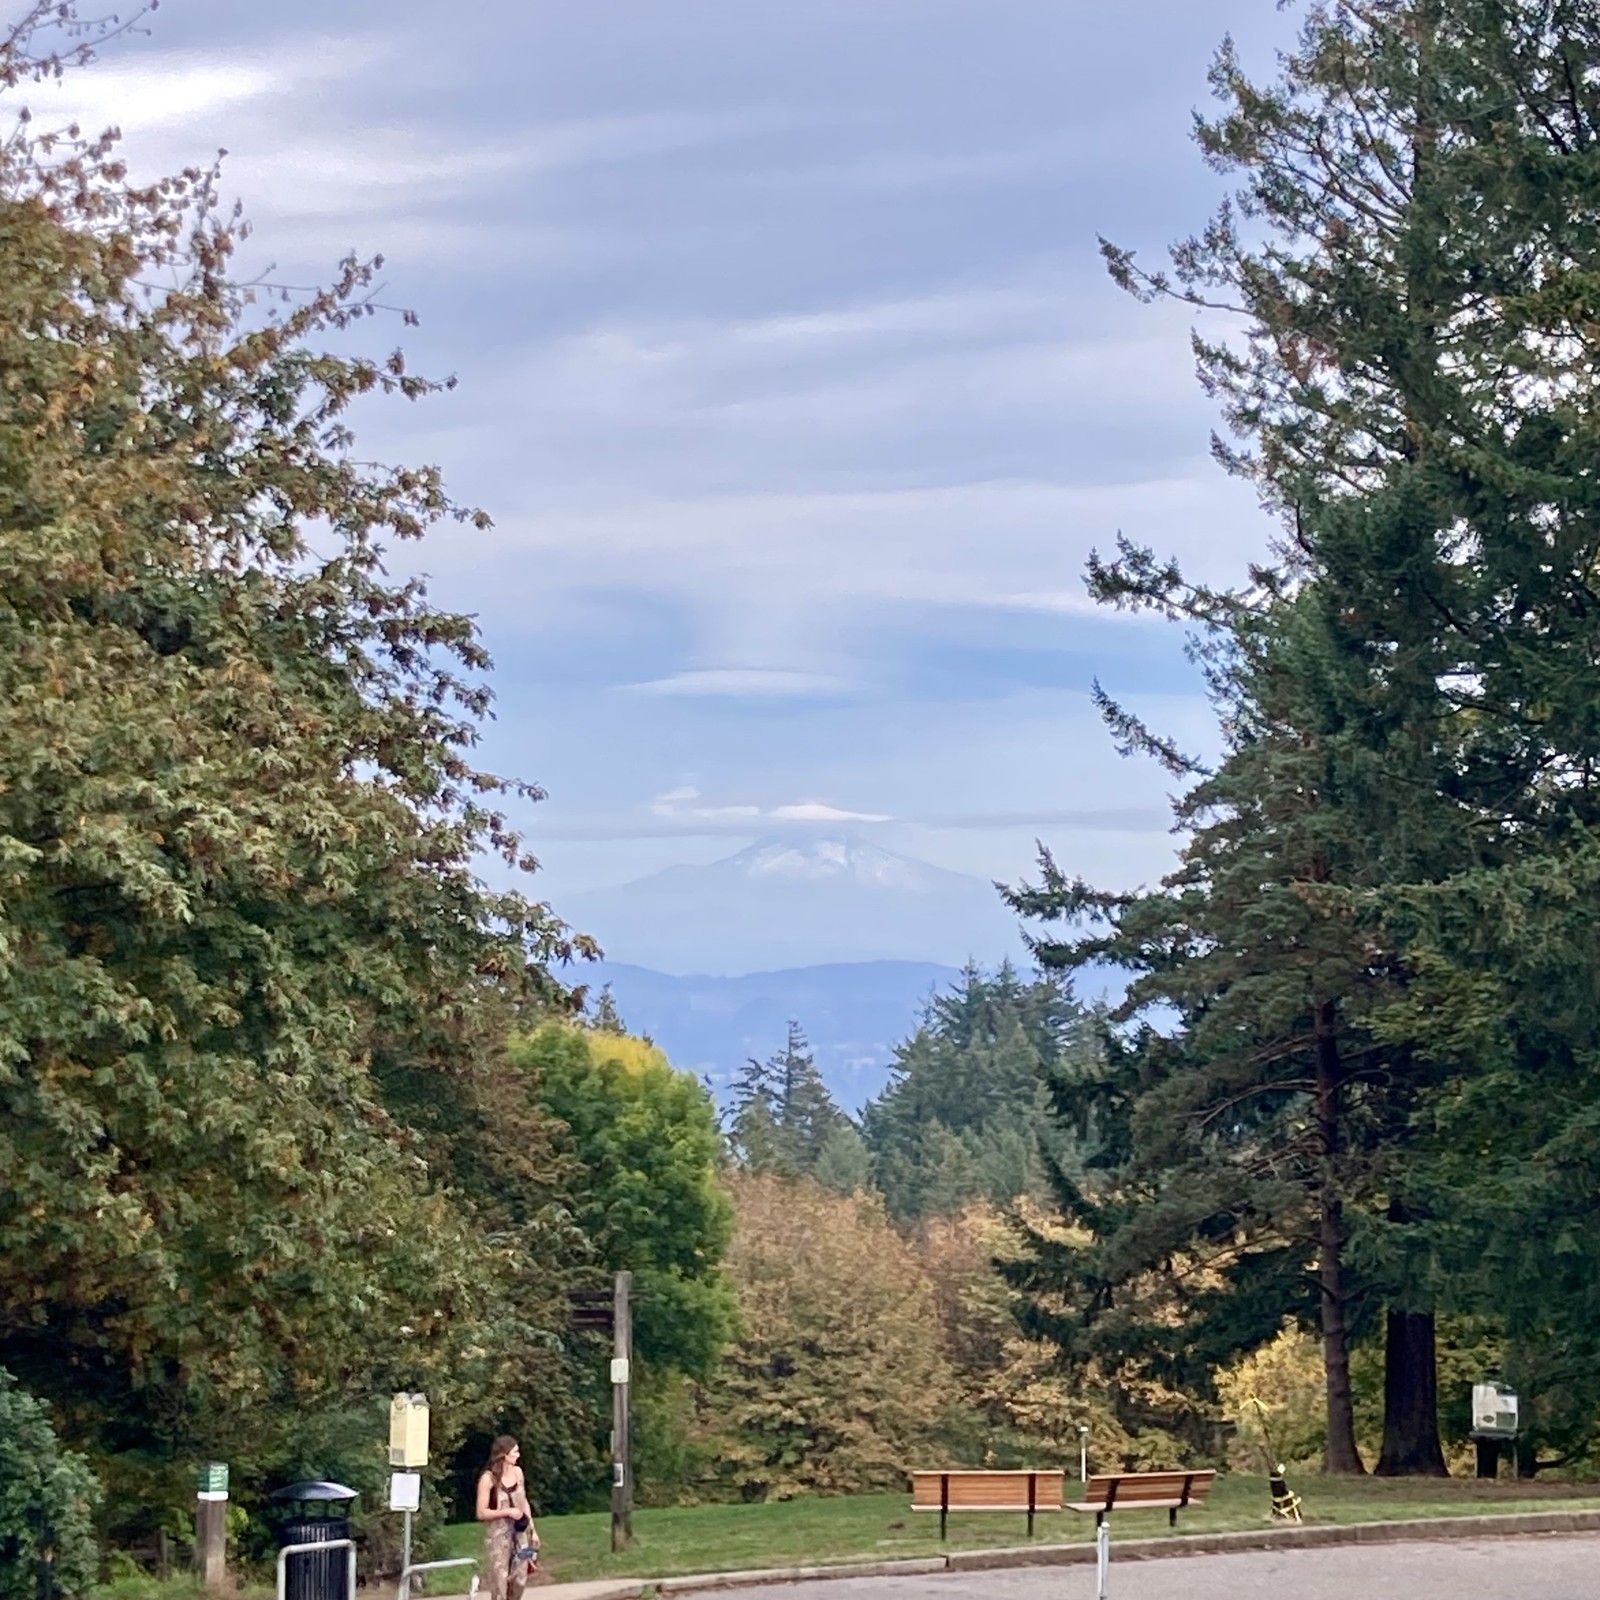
[276,1539,357,1600]
[397,1555,478,1600]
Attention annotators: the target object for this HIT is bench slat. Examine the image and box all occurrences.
[1066,1469,1216,1515]
[910,1471,1064,1511]
[909,1470,1067,1542]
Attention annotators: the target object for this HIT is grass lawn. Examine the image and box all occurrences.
[438,1474,1600,1589]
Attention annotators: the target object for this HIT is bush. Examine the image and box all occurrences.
[0,1370,101,1600]
[1215,1325,1327,1472]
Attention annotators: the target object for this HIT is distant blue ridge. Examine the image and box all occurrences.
[581,959,957,1113]
[579,957,1127,1115]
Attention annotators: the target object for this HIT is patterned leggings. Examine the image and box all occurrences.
[483,1520,529,1600]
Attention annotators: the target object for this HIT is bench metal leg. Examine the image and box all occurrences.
[1169,1506,1177,1529]
[1027,1472,1036,1539]
[940,1474,948,1543]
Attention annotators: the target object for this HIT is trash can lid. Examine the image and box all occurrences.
[271,1481,359,1503]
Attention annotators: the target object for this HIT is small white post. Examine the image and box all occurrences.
[1095,1519,1110,1600]
[1078,1425,1089,1484]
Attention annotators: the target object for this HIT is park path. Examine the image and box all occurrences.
[686,1532,1600,1600]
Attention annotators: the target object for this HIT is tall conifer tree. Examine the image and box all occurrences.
[1013,0,1600,1473]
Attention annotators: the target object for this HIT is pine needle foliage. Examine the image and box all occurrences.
[1005,0,1600,1476]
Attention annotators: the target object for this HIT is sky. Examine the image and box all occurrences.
[23,0,1300,911]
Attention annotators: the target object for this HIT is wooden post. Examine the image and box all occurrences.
[195,1497,227,1594]
[195,1463,228,1595]
[611,1270,633,1553]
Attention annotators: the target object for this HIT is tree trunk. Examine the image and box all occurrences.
[1317,1191,1365,1473]
[1376,1310,1448,1475]
[1314,1004,1366,1474]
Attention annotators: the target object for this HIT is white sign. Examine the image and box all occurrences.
[610,1357,631,1385]
[1471,1383,1519,1439]
[389,1472,422,1513]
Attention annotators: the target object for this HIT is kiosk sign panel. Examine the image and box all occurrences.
[389,1393,430,1467]
[1471,1382,1519,1439]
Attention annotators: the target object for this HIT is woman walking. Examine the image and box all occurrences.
[476,1436,539,1600]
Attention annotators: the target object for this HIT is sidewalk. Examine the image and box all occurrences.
[436,1507,1600,1600]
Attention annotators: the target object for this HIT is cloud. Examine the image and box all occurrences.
[532,803,1169,844]
[554,783,1165,844]
[638,788,891,832]
[628,668,854,698]
[14,39,794,277]
[649,786,763,822]
[651,785,703,811]
[437,473,1261,637]
[15,50,303,133]
[769,801,891,823]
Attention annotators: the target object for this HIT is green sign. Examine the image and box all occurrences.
[197,1462,229,1496]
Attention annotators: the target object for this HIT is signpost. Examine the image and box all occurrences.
[611,1271,633,1553]
[389,1394,430,1578]
[567,1271,638,1554]
[1470,1382,1518,1479]
[195,1463,229,1595]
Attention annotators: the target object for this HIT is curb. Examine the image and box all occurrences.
[527,1585,646,1600]
[940,1508,1600,1572]
[656,1558,947,1593]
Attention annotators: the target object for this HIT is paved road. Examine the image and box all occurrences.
[702,1535,1600,1600]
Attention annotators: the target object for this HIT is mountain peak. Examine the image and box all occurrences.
[731,835,941,890]
[562,833,1022,974]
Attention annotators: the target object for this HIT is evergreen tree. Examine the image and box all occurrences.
[813,1121,871,1195]
[589,984,627,1034]
[773,1022,847,1171]
[1010,0,1600,1478]
[1006,601,1421,1474]
[1004,0,1600,1472]
[862,966,1090,1222]
[727,1023,846,1176]
[726,1089,786,1175]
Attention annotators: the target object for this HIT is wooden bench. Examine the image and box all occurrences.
[1066,1469,1216,1528]
[910,1470,1065,1541]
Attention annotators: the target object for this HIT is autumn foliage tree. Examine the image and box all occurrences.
[692,1173,952,1499]
[0,0,588,1502]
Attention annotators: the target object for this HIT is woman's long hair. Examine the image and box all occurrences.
[486,1435,518,1479]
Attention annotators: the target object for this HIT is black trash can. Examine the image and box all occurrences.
[271,1482,358,1600]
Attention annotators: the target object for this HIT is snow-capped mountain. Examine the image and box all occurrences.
[561,835,1026,975]
[737,837,960,889]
